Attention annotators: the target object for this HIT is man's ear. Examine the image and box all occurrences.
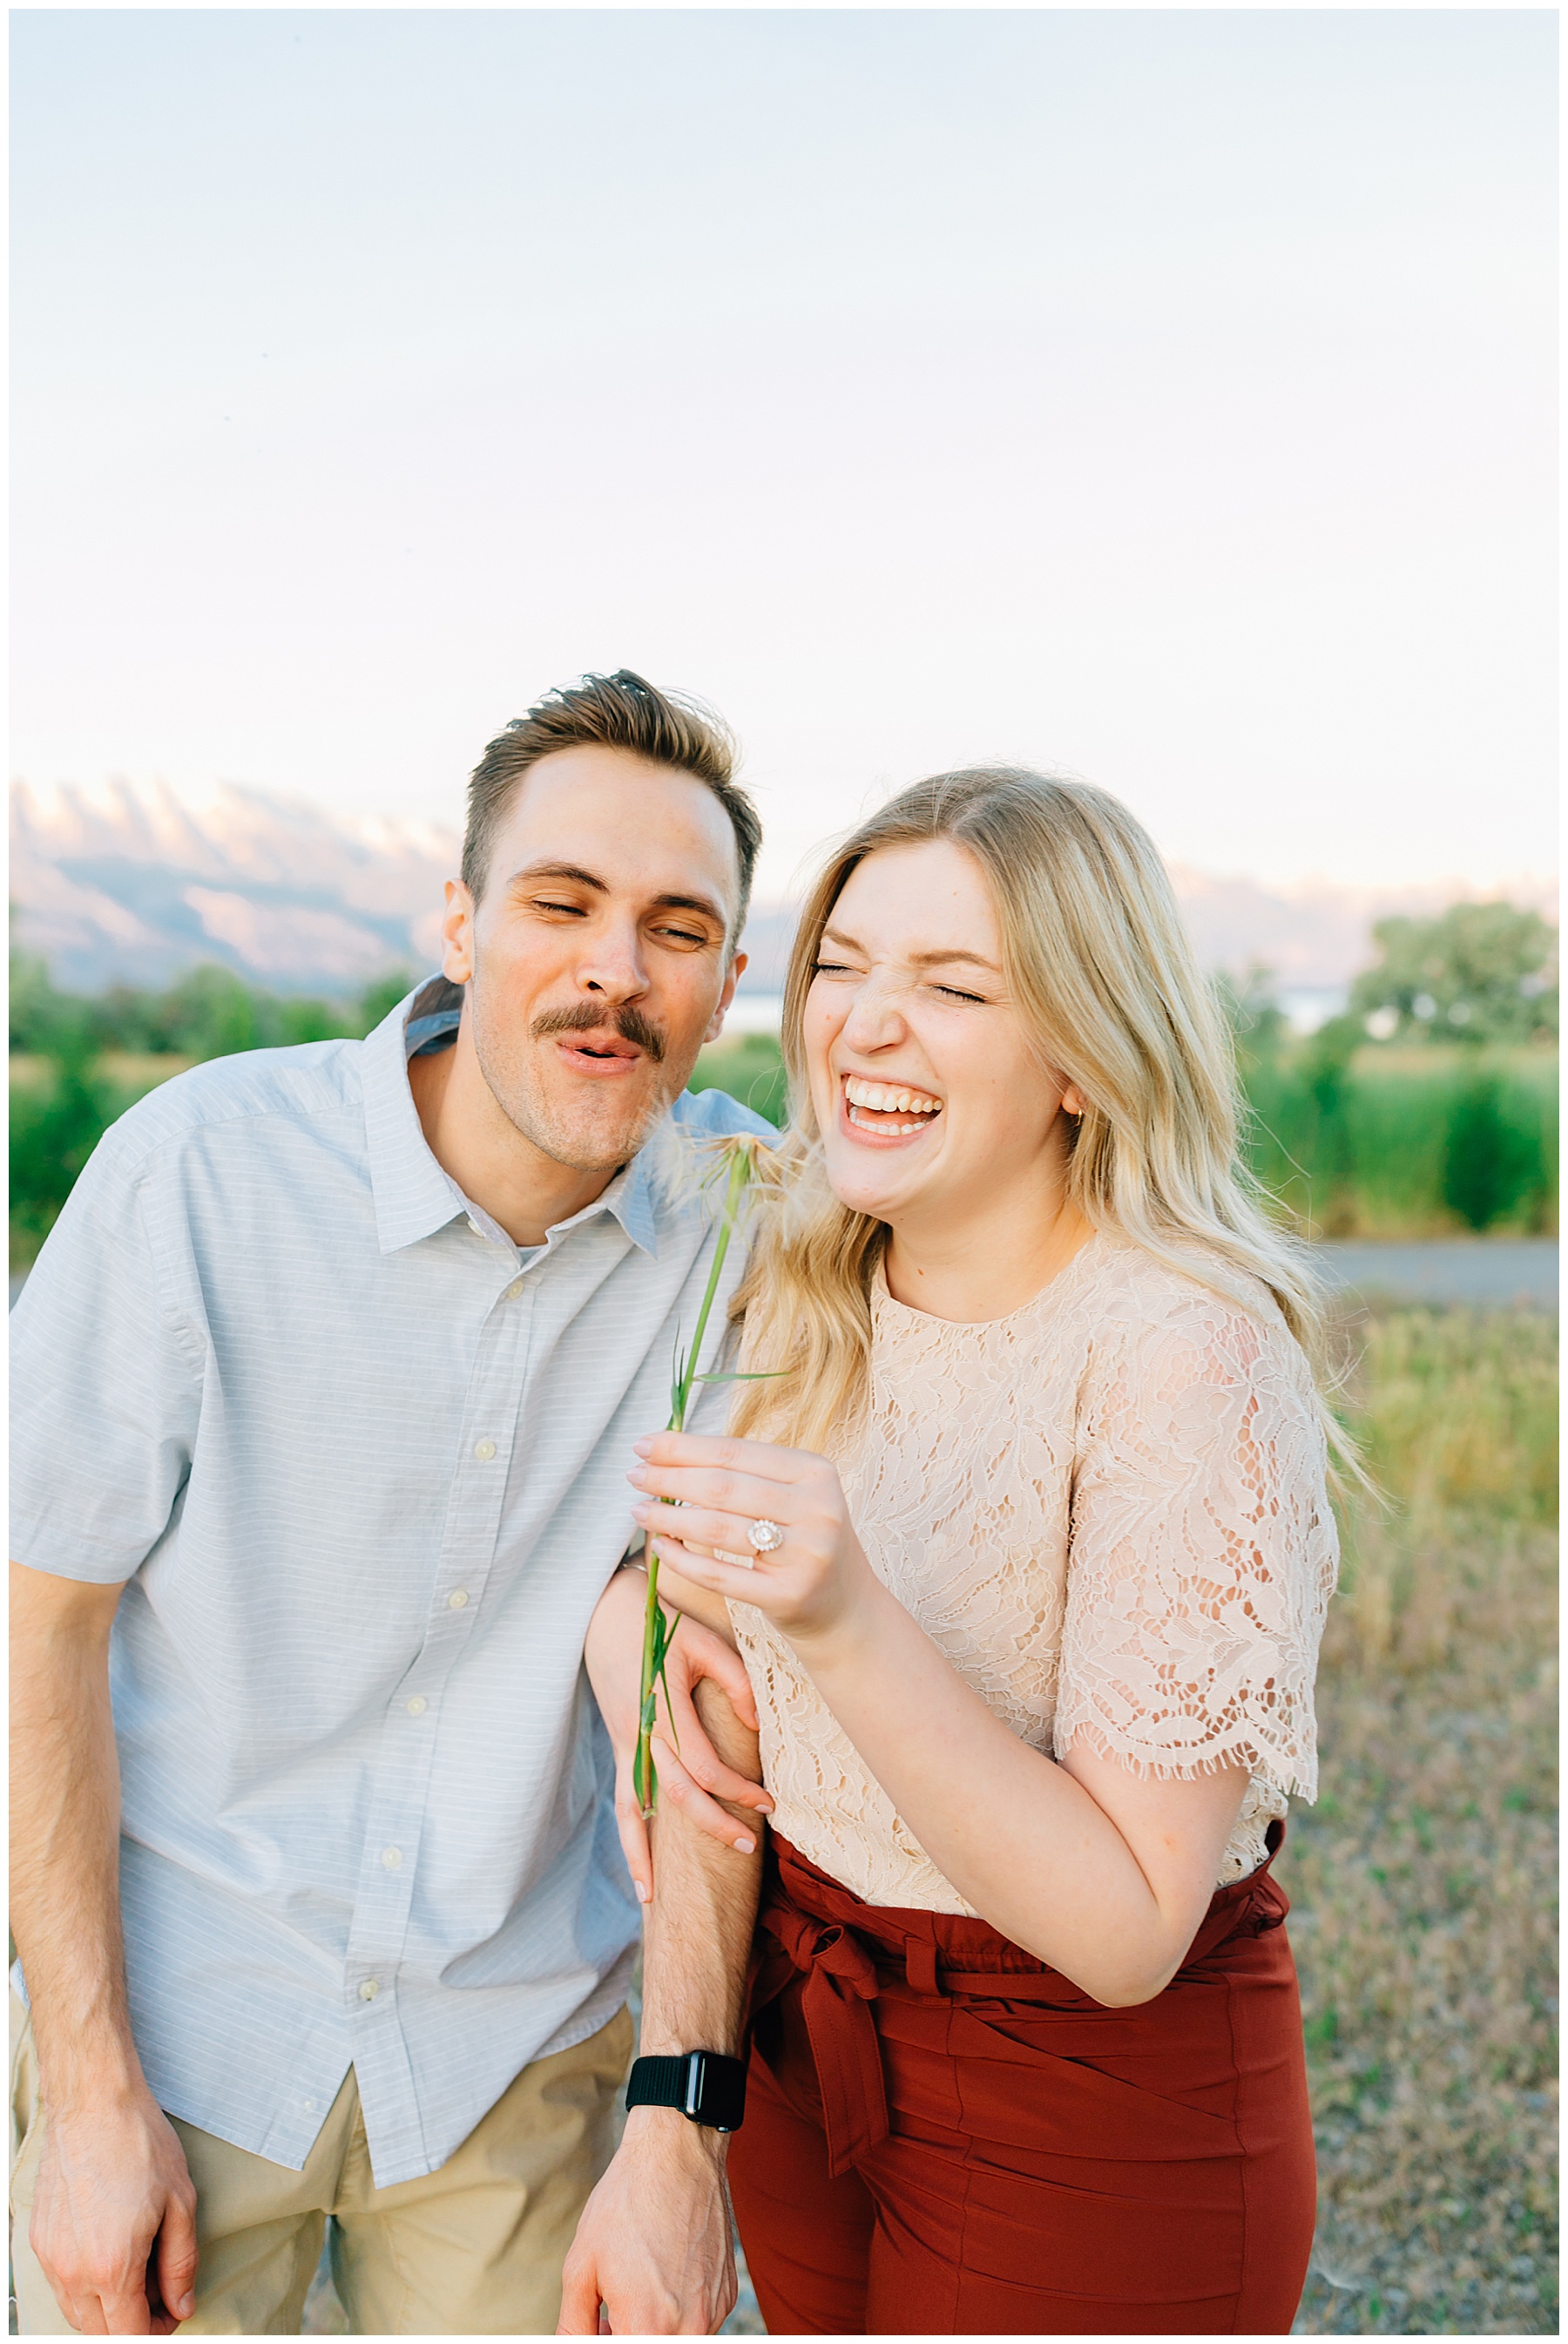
[441,879,476,985]
[703,950,747,1046]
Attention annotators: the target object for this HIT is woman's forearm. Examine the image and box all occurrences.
[790,1581,1244,2003]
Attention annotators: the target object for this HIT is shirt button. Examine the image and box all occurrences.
[405,1695,428,1717]
[358,1979,381,2002]
[506,1279,524,1300]
[303,2098,315,2112]
[447,1589,470,1610]
[467,1217,483,1236]
[473,1440,497,1461]
[381,1846,402,1870]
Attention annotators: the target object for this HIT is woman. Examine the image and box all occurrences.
[605,768,1339,2334]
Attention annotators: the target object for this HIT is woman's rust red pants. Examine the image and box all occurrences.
[727,1830,1316,2334]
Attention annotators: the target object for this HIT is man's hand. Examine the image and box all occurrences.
[30,2090,199,2335]
[558,2109,735,2335]
[585,1564,772,1902]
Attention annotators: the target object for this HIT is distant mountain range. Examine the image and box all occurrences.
[10,776,1556,1005]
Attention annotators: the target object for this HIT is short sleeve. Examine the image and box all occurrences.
[1055,1295,1338,1799]
[10,1129,204,1583]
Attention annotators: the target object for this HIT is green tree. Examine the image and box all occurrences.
[1351,902,1558,1046]
[9,946,73,1055]
[151,966,274,1057]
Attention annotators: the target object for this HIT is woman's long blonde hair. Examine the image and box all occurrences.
[732,766,1342,1460]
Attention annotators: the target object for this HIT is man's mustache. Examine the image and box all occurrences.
[531,1000,666,1065]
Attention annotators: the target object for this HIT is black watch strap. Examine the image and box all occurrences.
[625,2050,747,2132]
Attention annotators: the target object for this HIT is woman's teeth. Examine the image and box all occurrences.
[843,1076,943,1135]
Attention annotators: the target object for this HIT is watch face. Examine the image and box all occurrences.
[686,2052,747,2131]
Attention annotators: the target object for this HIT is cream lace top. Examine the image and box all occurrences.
[727,1232,1338,1909]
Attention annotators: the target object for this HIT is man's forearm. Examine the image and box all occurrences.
[10,1567,202,2334]
[10,1566,144,2104]
[639,1677,763,2056]
[558,1678,765,2333]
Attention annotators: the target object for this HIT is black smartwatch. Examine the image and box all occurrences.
[625,2050,747,2132]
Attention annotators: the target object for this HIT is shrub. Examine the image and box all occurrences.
[9,1034,118,1262]
[1443,1075,1549,1232]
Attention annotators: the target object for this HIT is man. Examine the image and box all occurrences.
[10,671,773,2334]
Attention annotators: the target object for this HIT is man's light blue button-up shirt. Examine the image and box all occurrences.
[10,984,768,2186]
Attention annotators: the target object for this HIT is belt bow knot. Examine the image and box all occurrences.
[760,1906,890,2175]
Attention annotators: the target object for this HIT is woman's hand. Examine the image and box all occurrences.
[584,1564,772,1906]
[627,1432,882,1647]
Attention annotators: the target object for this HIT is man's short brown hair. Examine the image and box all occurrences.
[463,670,762,938]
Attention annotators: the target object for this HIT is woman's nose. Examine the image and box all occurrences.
[840,976,907,1049]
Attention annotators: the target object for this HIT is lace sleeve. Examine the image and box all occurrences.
[1054,1292,1338,1799]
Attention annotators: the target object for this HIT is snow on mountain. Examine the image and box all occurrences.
[9,776,1555,1001]
[10,777,458,994]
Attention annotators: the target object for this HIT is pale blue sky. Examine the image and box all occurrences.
[11,9,1557,899]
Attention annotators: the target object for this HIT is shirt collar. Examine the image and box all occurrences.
[362,978,664,1260]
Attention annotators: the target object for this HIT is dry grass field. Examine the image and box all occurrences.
[1288,1304,1558,2334]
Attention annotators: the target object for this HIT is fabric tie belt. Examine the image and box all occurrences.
[750,1830,1290,2180]
[753,1898,1135,2178]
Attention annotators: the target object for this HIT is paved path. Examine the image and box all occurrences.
[1312,1238,1557,1307]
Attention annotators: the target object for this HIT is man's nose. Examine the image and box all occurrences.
[575,918,650,1002]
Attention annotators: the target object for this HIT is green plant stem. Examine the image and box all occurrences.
[634,1143,753,1816]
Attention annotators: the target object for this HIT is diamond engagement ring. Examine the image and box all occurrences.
[748,1519,786,1555]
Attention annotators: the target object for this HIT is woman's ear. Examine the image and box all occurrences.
[1061,1083,1085,1118]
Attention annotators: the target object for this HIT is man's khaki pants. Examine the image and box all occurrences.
[10,1996,633,2335]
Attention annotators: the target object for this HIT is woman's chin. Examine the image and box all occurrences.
[823,1146,942,1226]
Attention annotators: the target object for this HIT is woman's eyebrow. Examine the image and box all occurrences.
[819,925,998,972]
[908,948,1001,972]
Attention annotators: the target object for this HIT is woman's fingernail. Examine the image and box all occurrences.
[625,1468,648,1487]
[632,1438,653,1458]
[735,1836,756,1855]
[634,1879,650,1902]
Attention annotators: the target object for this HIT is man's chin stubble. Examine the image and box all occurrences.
[476,1053,675,1175]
